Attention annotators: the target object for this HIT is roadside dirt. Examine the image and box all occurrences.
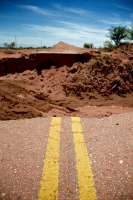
[0,41,133,120]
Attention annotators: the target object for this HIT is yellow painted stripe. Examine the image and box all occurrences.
[71,117,97,200]
[38,117,61,200]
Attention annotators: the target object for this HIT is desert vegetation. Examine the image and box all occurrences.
[2,42,51,50]
[83,24,133,51]
[3,42,16,49]
[83,43,94,48]
[103,24,133,51]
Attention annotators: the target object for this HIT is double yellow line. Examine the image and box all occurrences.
[38,117,97,200]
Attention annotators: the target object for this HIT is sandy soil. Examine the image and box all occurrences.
[0,41,133,120]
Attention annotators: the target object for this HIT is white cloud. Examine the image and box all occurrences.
[112,13,119,17]
[113,3,132,11]
[98,19,121,25]
[52,3,89,15]
[24,21,108,35]
[56,20,107,34]
[98,16,132,26]
[19,5,54,16]
[23,21,108,47]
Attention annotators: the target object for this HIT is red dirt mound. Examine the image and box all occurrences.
[63,55,133,98]
[52,41,82,51]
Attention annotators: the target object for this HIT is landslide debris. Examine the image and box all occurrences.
[63,46,133,99]
[0,43,133,120]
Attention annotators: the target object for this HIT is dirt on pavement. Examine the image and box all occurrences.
[0,41,133,120]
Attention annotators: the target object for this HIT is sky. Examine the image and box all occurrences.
[0,0,133,48]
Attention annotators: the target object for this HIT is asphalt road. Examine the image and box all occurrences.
[0,113,133,200]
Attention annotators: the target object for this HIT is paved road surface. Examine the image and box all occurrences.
[0,113,133,200]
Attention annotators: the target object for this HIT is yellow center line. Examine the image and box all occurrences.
[38,117,61,200]
[71,117,97,200]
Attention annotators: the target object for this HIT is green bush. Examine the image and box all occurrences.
[84,43,94,48]
[18,46,23,49]
[127,23,133,42]
[98,46,103,53]
[26,46,33,49]
[103,40,115,51]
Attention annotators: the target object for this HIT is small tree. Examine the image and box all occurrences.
[9,42,15,48]
[106,26,128,46]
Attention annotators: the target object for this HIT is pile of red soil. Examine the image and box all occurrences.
[0,42,133,120]
[63,53,133,98]
[52,41,82,51]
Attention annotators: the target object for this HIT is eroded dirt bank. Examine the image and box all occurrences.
[0,53,92,75]
[0,42,133,120]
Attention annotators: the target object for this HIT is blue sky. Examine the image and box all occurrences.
[0,0,133,47]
